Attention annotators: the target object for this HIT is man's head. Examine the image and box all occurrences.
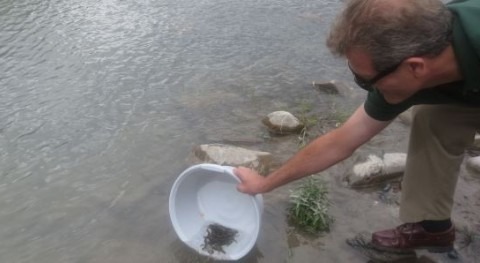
[327,0,453,103]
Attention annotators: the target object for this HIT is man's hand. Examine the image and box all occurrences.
[233,167,269,195]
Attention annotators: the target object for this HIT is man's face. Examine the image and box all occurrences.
[346,48,422,104]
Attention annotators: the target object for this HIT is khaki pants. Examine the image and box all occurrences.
[400,104,480,222]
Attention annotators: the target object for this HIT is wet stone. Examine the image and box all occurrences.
[447,249,459,259]
[262,111,304,135]
[202,223,238,255]
[349,153,406,189]
[193,144,272,175]
[312,80,340,94]
[466,156,480,177]
[378,183,401,205]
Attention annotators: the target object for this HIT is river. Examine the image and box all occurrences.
[4,0,473,262]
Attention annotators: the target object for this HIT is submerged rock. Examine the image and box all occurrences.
[262,111,304,135]
[193,144,272,175]
[312,80,340,94]
[349,153,407,189]
[311,80,360,100]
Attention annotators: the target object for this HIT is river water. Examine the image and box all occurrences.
[4,0,473,262]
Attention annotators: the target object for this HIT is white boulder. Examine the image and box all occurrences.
[193,144,272,175]
[466,156,480,178]
[349,153,407,188]
[262,111,304,135]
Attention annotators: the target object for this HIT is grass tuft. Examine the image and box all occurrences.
[327,99,351,125]
[296,101,319,148]
[288,177,333,234]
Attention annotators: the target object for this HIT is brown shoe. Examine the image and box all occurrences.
[371,223,455,253]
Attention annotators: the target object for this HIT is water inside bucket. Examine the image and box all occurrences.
[170,164,263,260]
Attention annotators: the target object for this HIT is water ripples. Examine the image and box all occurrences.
[0,0,354,262]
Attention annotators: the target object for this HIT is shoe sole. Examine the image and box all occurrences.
[371,242,453,254]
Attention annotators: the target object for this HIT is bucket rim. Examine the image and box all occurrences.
[169,163,263,260]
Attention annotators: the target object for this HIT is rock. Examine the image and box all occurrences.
[352,155,383,178]
[262,111,304,135]
[466,156,480,178]
[382,153,408,174]
[312,80,340,94]
[312,80,366,103]
[473,134,480,148]
[349,153,407,189]
[378,183,401,205]
[397,108,413,126]
[193,144,272,175]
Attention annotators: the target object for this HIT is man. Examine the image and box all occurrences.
[234,0,480,253]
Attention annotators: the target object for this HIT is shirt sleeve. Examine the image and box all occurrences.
[363,89,413,121]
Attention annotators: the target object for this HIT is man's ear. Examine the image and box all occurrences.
[404,57,427,78]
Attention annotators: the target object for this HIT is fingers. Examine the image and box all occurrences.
[233,167,248,193]
[233,167,267,195]
[236,184,247,193]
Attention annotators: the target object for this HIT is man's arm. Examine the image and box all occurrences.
[234,104,391,194]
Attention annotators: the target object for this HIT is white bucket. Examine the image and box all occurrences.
[169,163,263,260]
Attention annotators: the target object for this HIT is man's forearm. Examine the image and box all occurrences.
[261,127,353,192]
[258,104,390,193]
[234,105,390,194]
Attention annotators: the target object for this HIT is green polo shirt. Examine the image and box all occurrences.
[364,0,480,121]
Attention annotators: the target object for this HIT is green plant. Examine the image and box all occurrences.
[297,126,309,148]
[288,177,333,234]
[331,109,350,124]
[328,100,351,124]
[296,100,319,147]
[297,100,318,126]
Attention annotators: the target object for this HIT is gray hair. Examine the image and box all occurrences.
[326,0,453,71]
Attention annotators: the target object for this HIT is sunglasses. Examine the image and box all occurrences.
[348,60,403,91]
